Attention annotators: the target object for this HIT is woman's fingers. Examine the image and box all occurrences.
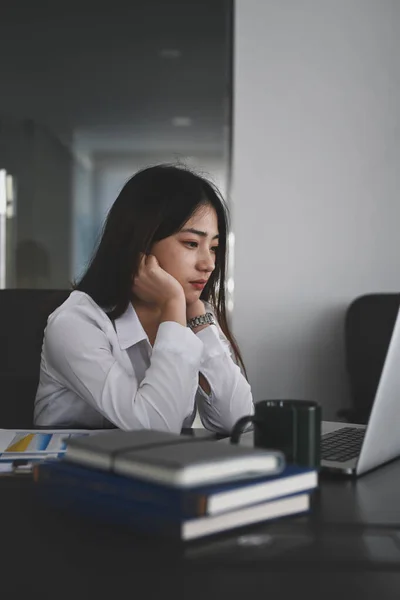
[137,253,147,273]
[145,254,159,267]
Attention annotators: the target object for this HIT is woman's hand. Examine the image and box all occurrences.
[133,255,185,308]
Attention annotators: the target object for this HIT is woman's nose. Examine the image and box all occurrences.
[198,255,215,272]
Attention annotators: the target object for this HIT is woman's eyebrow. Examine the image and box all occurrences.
[180,228,219,240]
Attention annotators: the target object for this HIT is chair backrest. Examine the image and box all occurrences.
[345,293,400,424]
[0,289,71,428]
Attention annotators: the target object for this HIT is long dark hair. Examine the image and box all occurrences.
[76,164,246,373]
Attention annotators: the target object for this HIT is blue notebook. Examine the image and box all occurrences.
[34,460,317,518]
[35,466,312,541]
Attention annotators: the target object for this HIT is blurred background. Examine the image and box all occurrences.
[3,1,400,420]
[0,1,232,289]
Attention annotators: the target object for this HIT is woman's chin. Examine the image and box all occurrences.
[185,291,201,305]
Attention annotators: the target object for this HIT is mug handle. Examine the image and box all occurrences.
[230,415,258,444]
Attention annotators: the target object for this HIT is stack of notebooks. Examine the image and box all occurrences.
[33,430,318,541]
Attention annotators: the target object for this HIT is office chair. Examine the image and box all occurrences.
[339,293,400,424]
[0,289,70,428]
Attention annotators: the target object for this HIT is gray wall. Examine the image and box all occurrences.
[0,3,229,287]
[0,116,73,287]
[232,0,400,419]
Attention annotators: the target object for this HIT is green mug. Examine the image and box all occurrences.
[230,399,321,469]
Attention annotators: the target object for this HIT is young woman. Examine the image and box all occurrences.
[34,165,254,433]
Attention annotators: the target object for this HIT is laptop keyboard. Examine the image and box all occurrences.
[321,427,365,462]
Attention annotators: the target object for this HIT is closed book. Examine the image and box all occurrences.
[35,476,310,541]
[34,460,317,518]
[64,429,194,471]
[64,430,284,487]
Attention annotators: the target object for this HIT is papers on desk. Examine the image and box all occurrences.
[0,429,100,461]
[0,462,13,473]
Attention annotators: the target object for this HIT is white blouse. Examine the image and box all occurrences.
[34,291,254,433]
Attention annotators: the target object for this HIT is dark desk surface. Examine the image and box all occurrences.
[2,446,400,598]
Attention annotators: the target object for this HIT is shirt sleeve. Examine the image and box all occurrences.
[43,309,203,433]
[194,323,254,434]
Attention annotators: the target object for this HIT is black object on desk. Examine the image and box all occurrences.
[231,399,321,468]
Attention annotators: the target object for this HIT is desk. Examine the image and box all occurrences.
[1,443,400,598]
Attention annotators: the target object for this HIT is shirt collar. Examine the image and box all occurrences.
[113,303,149,350]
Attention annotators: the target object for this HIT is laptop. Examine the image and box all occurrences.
[226,305,400,476]
[321,303,400,475]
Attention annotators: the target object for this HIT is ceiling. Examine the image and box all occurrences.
[0,1,232,158]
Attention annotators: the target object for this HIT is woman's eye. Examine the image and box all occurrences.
[184,241,198,248]
[211,246,219,253]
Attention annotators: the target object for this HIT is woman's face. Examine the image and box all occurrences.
[151,204,219,305]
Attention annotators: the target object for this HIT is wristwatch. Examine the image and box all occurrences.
[187,312,215,330]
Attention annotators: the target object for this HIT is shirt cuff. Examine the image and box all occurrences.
[154,321,203,365]
[195,324,229,362]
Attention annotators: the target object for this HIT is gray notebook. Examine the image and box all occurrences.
[64,429,193,471]
[64,429,284,488]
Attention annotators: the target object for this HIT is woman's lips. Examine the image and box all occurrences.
[190,281,206,290]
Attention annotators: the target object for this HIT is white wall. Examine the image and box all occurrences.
[232,0,400,419]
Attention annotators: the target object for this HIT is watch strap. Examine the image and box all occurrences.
[187,312,215,330]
